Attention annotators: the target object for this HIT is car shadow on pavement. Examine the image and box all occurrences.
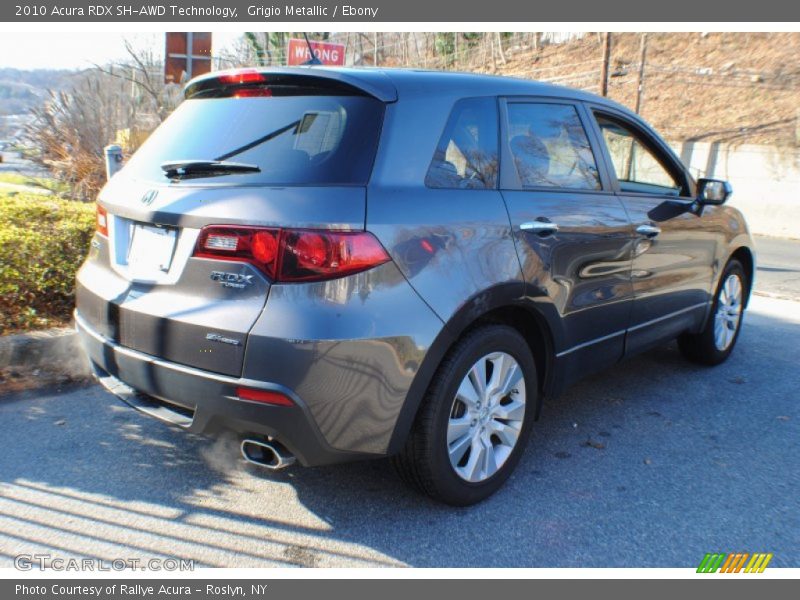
[0,302,798,568]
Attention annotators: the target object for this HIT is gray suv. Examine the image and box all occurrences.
[76,67,754,505]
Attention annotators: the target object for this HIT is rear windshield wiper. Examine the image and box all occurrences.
[161,160,261,180]
[214,119,300,162]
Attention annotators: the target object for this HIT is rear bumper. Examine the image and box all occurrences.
[75,310,370,467]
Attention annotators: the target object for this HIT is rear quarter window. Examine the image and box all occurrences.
[425,97,499,190]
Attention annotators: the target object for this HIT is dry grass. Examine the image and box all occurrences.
[492,33,800,146]
[359,32,799,146]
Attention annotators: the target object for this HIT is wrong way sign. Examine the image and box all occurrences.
[286,38,346,66]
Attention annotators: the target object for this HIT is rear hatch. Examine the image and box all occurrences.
[77,71,387,377]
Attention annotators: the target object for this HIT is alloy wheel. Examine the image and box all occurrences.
[714,273,743,351]
[447,352,526,482]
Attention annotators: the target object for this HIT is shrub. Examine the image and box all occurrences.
[0,192,95,334]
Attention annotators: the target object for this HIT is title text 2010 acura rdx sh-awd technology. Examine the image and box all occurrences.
[75,68,754,505]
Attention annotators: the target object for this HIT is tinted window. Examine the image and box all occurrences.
[123,95,384,185]
[425,97,499,190]
[506,103,600,190]
[596,115,682,196]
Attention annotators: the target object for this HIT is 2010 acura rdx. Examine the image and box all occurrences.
[75,67,754,505]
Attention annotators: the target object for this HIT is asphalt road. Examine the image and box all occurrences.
[0,292,798,568]
[0,150,47,177]
[0,150,53,197]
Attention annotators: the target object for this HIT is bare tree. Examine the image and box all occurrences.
[93,39,181,122]
[24,40,181,200]
[25,71,132,200]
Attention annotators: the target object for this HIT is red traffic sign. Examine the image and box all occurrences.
[287,38,346,66]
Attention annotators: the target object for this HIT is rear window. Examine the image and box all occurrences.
[123,94,384,185]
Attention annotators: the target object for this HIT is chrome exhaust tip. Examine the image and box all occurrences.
[240,439,296,470]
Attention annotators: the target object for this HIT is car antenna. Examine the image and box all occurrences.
[301,32,322,66]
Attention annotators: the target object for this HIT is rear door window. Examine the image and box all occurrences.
[505,102,601,190]
[425,97,499,190]
[123,94,384,186]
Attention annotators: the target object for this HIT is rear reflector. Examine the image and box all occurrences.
[236,387,294,407]
[96,204,108,237]
[194,226,390,283]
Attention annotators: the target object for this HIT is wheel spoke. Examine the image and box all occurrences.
[462,438,486,481]
[724,277,734,301]
[447,416,472,444]
[731,276,742,300]
[730,283,742,311]
[455,378,480,410]
[481,437,498,477]
[489,419,520,447]
[468,360,487,401]
[448,430,472,465]
[492,398,525,422]
[486,353,513,397]
[498,363,523,399]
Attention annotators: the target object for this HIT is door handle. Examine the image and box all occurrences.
[636,224,661,238]
[520,221,559,235]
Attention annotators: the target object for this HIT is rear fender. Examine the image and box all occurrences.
[386,282,561,455]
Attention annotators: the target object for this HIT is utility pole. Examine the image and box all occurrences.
[600,32,611,96]
[634,33,648,114]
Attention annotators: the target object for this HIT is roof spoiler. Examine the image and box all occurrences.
[183,67,398,102]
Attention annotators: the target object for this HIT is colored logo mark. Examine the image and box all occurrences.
[697,553,773,573]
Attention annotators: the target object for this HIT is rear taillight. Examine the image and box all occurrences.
[96,204,108,237]
[193,226,390,283]
[280,229,391,282]
[195,227,281,277]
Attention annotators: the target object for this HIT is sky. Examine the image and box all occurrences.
[0,32,243,70]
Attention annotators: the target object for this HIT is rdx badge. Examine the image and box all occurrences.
[210,271,254,288]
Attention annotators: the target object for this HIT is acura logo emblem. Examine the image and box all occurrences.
[140,190,158,206]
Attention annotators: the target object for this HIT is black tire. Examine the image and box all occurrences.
[678,259,748,366]
[392,324,537,506]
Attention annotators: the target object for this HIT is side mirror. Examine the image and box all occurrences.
[697,178,732,205]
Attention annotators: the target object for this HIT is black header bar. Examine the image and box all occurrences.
[2,0,800,22]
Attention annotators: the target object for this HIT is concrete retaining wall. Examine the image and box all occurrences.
[671,141,800,239]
